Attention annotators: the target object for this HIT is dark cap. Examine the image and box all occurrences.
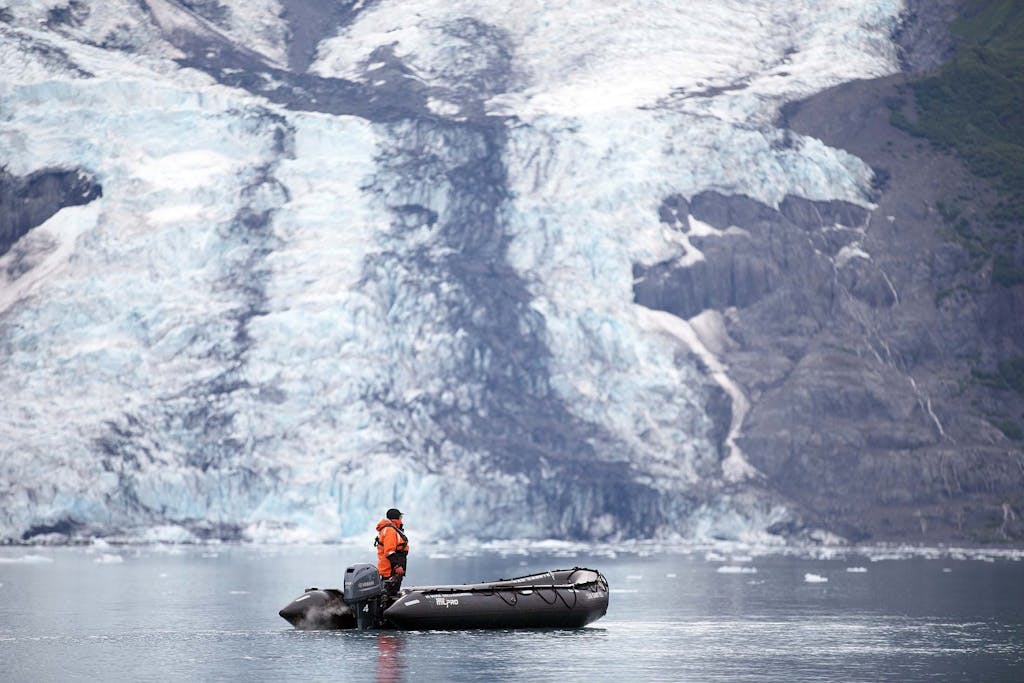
[386,508,403,520]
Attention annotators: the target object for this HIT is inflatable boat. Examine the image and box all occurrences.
[279,565,609,630]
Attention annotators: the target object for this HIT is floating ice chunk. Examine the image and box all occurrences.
[942,568,952,573]
[0,554,54,564]
[666,573,677,578]
[704,552,727,562]
[846,567,868,573]
[625,574,643,581]
[868,553,909,562]
[428,552,452,559]
[806,530,846,547]
[229,590,250,595]
[804,573,828,583]
[94,553,124,564]
[717,566,757,574]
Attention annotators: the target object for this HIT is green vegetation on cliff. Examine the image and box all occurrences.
[894,0,1024,225]
[892,0,1024,288]
[974,355,1024,441]
[890,1,1024,440]
[973,356,1024,395]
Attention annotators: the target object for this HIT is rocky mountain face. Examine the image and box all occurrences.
[1,168,101,258]
[0,0,1020,544]
[636,0,1024,543]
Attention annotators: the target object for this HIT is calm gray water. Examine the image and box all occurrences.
[1,544,1022,681]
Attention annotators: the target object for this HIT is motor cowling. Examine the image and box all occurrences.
[343,563,386,629]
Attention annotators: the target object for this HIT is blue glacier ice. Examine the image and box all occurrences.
[0,0,904,543]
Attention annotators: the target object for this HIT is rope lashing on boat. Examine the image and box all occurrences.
[418,568,601,611]
[492,588,518,607]
[485,578,582,610]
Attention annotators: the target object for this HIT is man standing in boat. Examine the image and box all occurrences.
[375,508,409,596]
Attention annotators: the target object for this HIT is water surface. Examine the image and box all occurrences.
[1,544,1022,681]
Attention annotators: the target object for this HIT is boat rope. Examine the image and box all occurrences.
[535,587,557,605]
[493,590,518,607]
[416,567,603,612]
[420,580,596,594]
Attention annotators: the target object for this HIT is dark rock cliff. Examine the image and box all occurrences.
[0,167,101,257]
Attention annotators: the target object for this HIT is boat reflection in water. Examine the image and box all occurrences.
[375,633,404,683]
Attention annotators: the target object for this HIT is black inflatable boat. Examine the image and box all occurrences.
[279,565,609,631]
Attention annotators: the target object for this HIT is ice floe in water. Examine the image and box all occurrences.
[94,553,124,564]
[804,573,828,583]
[450,538,1024,564]
[717,566,758,574]
[245,538,1024,567]
[0,554,54,564]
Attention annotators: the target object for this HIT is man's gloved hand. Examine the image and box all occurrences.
[394,566,405,576]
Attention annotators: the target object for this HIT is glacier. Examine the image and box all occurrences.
[0,0,907,544]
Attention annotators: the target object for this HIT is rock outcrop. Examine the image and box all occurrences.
[1,168,101,257]
[633,0,1024,542]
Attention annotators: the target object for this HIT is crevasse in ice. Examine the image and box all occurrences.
[0,0,902,542]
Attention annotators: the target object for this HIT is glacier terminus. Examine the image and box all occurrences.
[2,1,1021,545]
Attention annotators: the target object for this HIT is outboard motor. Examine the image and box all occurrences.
[343,563,386,630]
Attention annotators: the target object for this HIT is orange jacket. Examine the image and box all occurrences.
[375,518,409,577]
